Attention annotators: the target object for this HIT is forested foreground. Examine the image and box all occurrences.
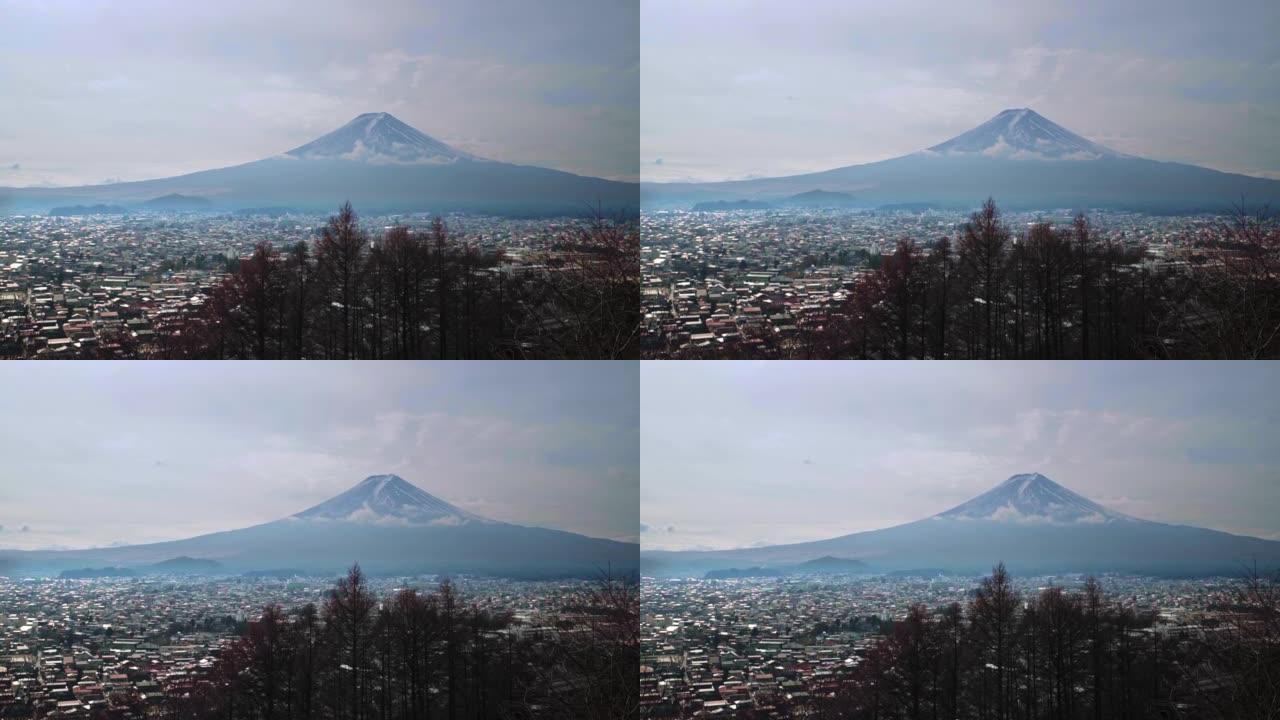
[157,203,639,360]
[810,564,1280,720]
[163,566,638,720]
[674,199,1280,360]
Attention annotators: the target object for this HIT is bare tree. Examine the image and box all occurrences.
[314,202,367,358]
[323,564,377,720]
[957,198,1011,359]
[969,562,1021,720]
[1171,203,1280,358]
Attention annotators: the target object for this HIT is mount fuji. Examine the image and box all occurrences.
[641,473,1280,578]
[641,108,1280,213]
[284,113,484,165]
[936,472,1132,524]
[1,113,637,217]
[0,475,638,579]
[926,109,1125,160]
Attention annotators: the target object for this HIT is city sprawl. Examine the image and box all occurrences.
[641,208,1227,357]
[0,211,604,359]
[0,573,602,717]
[641,573,1253,718]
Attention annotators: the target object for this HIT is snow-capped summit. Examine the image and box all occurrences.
[284,113,483,164]
[936,472,1132,524]
[293,474,492,526]
[926,109,1124,160]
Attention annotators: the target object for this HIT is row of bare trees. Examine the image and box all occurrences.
[815,563,1280,720]
[160,203,639,360]
[676,199,1280,359]
[165,565,638,720]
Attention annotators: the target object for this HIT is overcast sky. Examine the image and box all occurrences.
[0,0,638,187]
[0,362,638,551]
[642,362,1280,551]
[642,0,1280,182]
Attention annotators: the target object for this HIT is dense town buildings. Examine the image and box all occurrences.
[641,208,1220,356]
[641,573,1244,718]
[0,211,595,358]
[0,573,596,718]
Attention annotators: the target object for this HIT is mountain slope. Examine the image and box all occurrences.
[641,109,1280,213]
[293,474,491,525]
[1,113,637,216]
[285,112,482,163]
[0,475,637,579]
[641,473,1280,578]
[936,472,1131,523]
[927,108,1124,160]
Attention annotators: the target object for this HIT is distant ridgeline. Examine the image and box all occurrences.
[59,567,137,579]
[142,193,212,210]
[875,202,941,212]
[57,556,223,579]
[49,204,129,216]
[691,199,773,211]
[47,194,211,216]
[690,189,858,212]
[704,556,868,579]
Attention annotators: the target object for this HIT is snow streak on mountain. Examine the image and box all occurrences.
[936,473,1132,524]
[284,112,483,164]
[293,474,492,526]
[925,108,1124,160]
